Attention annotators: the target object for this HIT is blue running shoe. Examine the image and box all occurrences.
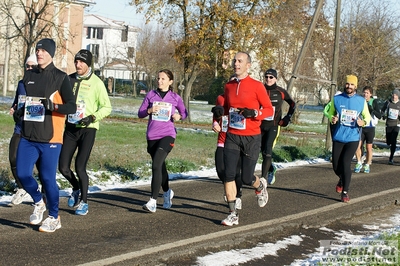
[267,164,277,185]
[354,163,362,173]
[68,189,80,208]
[75,201,88,215]
[363,164,370,174]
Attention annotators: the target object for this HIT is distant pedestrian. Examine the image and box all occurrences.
[15,38,77,232]
[380,89,400,164]
[9,54,38,205]
[211,52,273,226]
[326,75,370,203]
[138,69,188,213]
[260,68,296,185]
[59,49,112,216]
[354,86,381,173]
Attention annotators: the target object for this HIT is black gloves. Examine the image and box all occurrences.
[211,106,224,119]
[13,108,24,123]
[279,115,291,127]
[79,115,95,126]
[237,108,257,118]
[40,98,55,111]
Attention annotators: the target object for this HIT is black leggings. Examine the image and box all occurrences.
[59,127,96,203]
[9,133,24,188]
[331,141,359,192]
[147,136,175,199]
[215,147,242,197]
[386,126,399,161]
[261,126,279,178]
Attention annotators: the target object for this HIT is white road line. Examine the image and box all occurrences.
[77,187,400,266]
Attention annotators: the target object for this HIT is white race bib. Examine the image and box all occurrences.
[340,109,357,127]
[24,96,45,122]
[152,101,172,122]
[388,108,399,120]
[68,102,86,124]
[229,108,246,130]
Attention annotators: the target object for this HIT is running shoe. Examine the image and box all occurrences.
[267,164,277,185]
[255,177,268,208]
[388,160,394,165]
[221,212,239,226]
[335,183,343,194]
[363,164,370,174]
[39,216,61,233]
[75,201,89,215]
[11,188,27,205]
[68,189,80,208]
[341,192,350,203]
[30,201,46,225]
[143,198,157,213]
[163,189,174,209]
[354,163,362,173]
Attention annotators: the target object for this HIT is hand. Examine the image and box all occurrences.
[278,115,291,127]
[211,106,224,119]
[331,115,338,124]
[40,98,55,111]
[13,107,24,123]
[237,108,257,118]
[79,115,95,126]
[382,115,386,120]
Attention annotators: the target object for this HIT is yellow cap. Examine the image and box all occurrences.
[346,75,358,87]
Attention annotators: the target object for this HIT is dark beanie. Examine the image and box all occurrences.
[75,49,93,67]
[265,68,278,79]
[36,38,56,58]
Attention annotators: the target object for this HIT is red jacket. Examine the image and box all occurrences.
[224,76,273,136]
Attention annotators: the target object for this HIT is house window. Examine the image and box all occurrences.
[127,47,135,58]
[89,44,100,63]
[121,26,128,42]
[87,27,103,39]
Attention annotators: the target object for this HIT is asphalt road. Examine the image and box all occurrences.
[1,156,399,266]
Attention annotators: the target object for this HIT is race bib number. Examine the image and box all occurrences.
[388,108,399,120]
[229,108,246,130]
[24,96,45,122]
[340,108,357,127]
[152,101,172,122]
[68,102,86,124]
[17,95,26,109]
[221,115,228,132]
[263,106,276,121]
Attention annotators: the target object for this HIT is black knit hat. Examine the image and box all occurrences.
[265,68,278,79]
[36,38,56,58]
[75,49,93,67]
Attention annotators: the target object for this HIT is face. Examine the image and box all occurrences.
[363,89,372,101]
[158,72,173,91]
[264,74,276,86]
[232,52,250,79]
[75,60,89,76]
[344,82,357,95]
[392,93,399,102]
[36,49,52,68]
[25,60,37,71]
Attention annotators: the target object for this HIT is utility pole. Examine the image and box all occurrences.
[3,14,11,97]
[325,0,342,151]
[286,0,325,94]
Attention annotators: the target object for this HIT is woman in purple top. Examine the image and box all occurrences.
[138,69,188,213]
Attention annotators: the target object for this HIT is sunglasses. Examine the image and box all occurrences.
[26,64,36,69]
[265,75,275,79]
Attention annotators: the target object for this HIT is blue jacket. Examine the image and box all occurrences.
[138,89,188,140]
[327,93,371,143]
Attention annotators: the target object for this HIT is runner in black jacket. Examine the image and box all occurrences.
[260,69,296,185]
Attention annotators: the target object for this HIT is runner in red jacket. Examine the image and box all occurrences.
[212,52,273,226]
